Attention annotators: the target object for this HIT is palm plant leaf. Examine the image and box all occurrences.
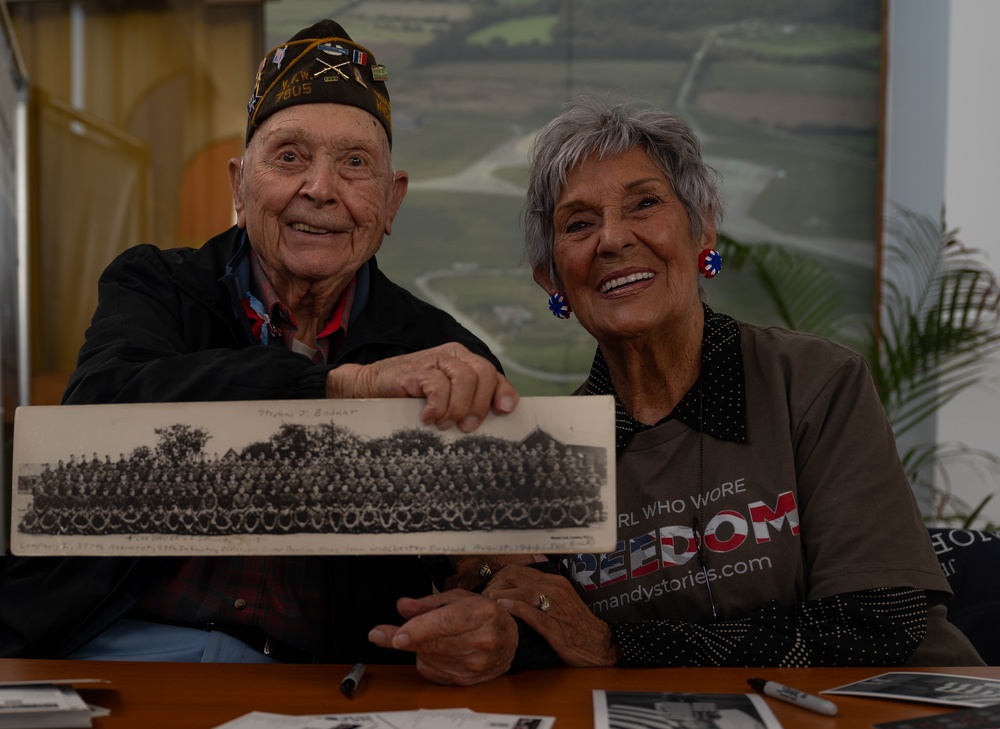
[875,207,1000,437]
[902,441,1000,528]
[716,234,848,339]
[722,207,1000,528]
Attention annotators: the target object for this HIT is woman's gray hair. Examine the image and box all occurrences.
[524,97,724,283]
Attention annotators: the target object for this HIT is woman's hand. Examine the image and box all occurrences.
[368,589,519,685]
[485,564,619,667]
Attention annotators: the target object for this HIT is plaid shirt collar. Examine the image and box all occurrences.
[583,304,747,452]
[246,249,355,364]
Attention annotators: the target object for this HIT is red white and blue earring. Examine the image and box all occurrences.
[548,292,572,319]
[698,248,722,279]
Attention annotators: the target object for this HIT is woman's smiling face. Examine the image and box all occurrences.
[539,147,713,346]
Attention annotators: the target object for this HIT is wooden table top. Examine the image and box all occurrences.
[2,659,997,728]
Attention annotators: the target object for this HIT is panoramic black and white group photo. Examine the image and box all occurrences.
[11,397,616,556]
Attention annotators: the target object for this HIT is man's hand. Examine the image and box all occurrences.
[326,343,518,432]
[368,590,519,685]
[445,554,548,591]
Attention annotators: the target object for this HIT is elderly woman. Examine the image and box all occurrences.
[370,97,982,681]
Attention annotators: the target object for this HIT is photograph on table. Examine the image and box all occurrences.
[824,672,1000,708]
[593,689,782,729]
[10,396,614,557]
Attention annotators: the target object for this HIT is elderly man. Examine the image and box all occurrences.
[0,20,522,677]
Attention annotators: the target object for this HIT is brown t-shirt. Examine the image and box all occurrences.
[563,319,980,665]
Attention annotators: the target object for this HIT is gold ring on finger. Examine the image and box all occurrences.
[478,563,493,583]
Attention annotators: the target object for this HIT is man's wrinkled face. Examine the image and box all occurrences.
[229,103,407,290]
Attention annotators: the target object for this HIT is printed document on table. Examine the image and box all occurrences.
[823,672,1000,708]
[874,702,1000,729]
[0,684,96,728]
[211,709,556,729]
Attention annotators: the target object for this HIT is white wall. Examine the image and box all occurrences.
[883,0,949,515]
[885,1,950,216]
[939,1,1000,525]
[886,0,1000,526]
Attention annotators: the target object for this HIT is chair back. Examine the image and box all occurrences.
[928,527,1000,665]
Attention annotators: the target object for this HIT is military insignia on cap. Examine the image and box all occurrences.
[247,57,266,115]
[319,43,349,56]
[371,64,388,81]
[352,66,368,89]
[352,50,367,65]
[314,58,351,80]
[272,46,287,69]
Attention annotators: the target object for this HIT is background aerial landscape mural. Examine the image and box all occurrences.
[263,0,882,394]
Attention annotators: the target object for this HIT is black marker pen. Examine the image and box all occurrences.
[748,677,838,716]
[340,662,365,696]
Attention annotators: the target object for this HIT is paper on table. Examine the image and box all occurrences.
[210,709,555,729]
[210,711,415,729]
[0,681,110,688]
[0,684,97,728]
[874,703,1000,729]
[410,709,555,728]
[823,672,1000,708]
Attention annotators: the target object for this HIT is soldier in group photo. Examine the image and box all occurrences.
[17,421,607,538]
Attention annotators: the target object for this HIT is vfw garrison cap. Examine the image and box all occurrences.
[245,19,391,147]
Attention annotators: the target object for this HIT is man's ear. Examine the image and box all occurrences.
[384,170,409,236]
[228,157,247,228]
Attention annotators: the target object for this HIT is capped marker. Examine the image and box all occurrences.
[748,677,838,716]
[340,662,365,696]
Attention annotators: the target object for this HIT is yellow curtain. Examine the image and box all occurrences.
[11,0,262,394]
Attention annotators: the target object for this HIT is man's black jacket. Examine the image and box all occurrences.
[0,226,501,661]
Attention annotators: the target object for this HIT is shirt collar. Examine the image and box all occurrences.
[583,303,747,452]
[246,247,357,363]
